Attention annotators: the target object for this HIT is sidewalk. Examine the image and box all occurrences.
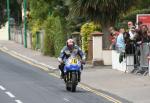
[0,40,150,103]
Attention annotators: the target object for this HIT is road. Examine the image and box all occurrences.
[0,50,115,103]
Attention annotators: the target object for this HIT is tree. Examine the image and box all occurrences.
[10,0,22,25]
[120,0,150,23]
[29,0,69,56]
[70,0,137,48]
[0,0,6,28]
[0,0,22,27]
[136,0,150,9]
[122,9,150,23]
[28,0,70,30]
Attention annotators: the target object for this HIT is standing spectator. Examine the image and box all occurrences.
[125,25,137,55]
[128,21,134,29]
[129,26,137,40]
[116,27,125,52]
[108,27,119,50]
[132,22,144,68]
[128,21,136,40]
[116,27,125,63]
[143,27,150,43]
[147,29,150,42]
[135,21,143,43]
[135,24,148,43]
[141,25,149,40]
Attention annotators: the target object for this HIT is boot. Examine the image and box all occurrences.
[59,64,65,79]
[60,71,64,79]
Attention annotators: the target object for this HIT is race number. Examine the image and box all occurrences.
[71,58,77,64]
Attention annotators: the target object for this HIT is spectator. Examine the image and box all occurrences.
[128,21,134,29]
[124,25,136,55]
[132,22,144,68]
[141,25,149,39]
[135,21,143,43]
[116,27,125,63]
[108,27,119,50]
[129,26,137,40]
[123,32,133,54]
[147,30,150,42]
[127,21,136,40]
[143,28,150,43]
[116,27,125,51]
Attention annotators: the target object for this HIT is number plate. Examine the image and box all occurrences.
[71,58,77,64]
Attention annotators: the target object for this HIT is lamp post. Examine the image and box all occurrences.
[23,0,27,48]
[7,0,10,40]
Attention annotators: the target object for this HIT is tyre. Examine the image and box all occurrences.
[66,86,71,91]
[71,72,77,92]
[71,84,76,92]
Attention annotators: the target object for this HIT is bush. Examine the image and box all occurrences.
[53,18,65,57]
[43,16,55,56]
[43,15,65,57]
[30,20,41,49]
[80,22,96,53]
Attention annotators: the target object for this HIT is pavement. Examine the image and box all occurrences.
[0,40,150,103]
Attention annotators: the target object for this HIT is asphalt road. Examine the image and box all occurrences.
[0,51,115,103]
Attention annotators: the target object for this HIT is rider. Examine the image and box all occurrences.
[58,38,86,78]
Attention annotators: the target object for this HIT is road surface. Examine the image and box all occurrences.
[0,50,117,103]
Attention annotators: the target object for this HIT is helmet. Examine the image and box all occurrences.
[66,39,74,49]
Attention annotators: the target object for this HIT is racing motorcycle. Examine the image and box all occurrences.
[63,56,82,92]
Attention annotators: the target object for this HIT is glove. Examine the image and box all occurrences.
[81,59,86,64]
[58,58,63,64]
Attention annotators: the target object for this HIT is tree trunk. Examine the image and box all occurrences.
[101,24,111,49]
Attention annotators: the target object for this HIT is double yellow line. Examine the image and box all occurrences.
[0,47,122,103]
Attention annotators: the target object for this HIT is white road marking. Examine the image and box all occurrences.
[0,84,23,103]
[3,47,8,50]
[5,91,15,98]
[0,85,6,91]
[15,100,23,103]
[64,98,70,102]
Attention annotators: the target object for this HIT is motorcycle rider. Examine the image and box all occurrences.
[58,38,86,79]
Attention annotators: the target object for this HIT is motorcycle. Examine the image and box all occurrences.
[63,56,82,92]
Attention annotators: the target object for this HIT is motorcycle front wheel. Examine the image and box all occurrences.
[71,72,77,92]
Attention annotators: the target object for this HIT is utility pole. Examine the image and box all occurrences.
[23,0,27,48]
[7,0,10,40]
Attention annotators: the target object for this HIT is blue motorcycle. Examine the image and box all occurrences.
[64,56,82,92]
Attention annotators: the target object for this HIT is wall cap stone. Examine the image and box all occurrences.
[91,31,103,36]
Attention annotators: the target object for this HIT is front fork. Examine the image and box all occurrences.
[64,71,81,82]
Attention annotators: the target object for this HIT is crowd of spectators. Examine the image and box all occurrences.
[108,21,150,69]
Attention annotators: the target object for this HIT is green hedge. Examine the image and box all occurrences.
[80,22,97,53]
[43,15,65,57]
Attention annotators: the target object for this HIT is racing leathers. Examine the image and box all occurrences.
[58,45,86,78]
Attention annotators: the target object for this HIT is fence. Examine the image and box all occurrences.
[10,25,23,44]
[112,42,150,76]
[10,25,45,50]
[134,43,150,75]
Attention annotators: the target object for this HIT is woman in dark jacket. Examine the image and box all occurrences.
[142,27,150,43]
